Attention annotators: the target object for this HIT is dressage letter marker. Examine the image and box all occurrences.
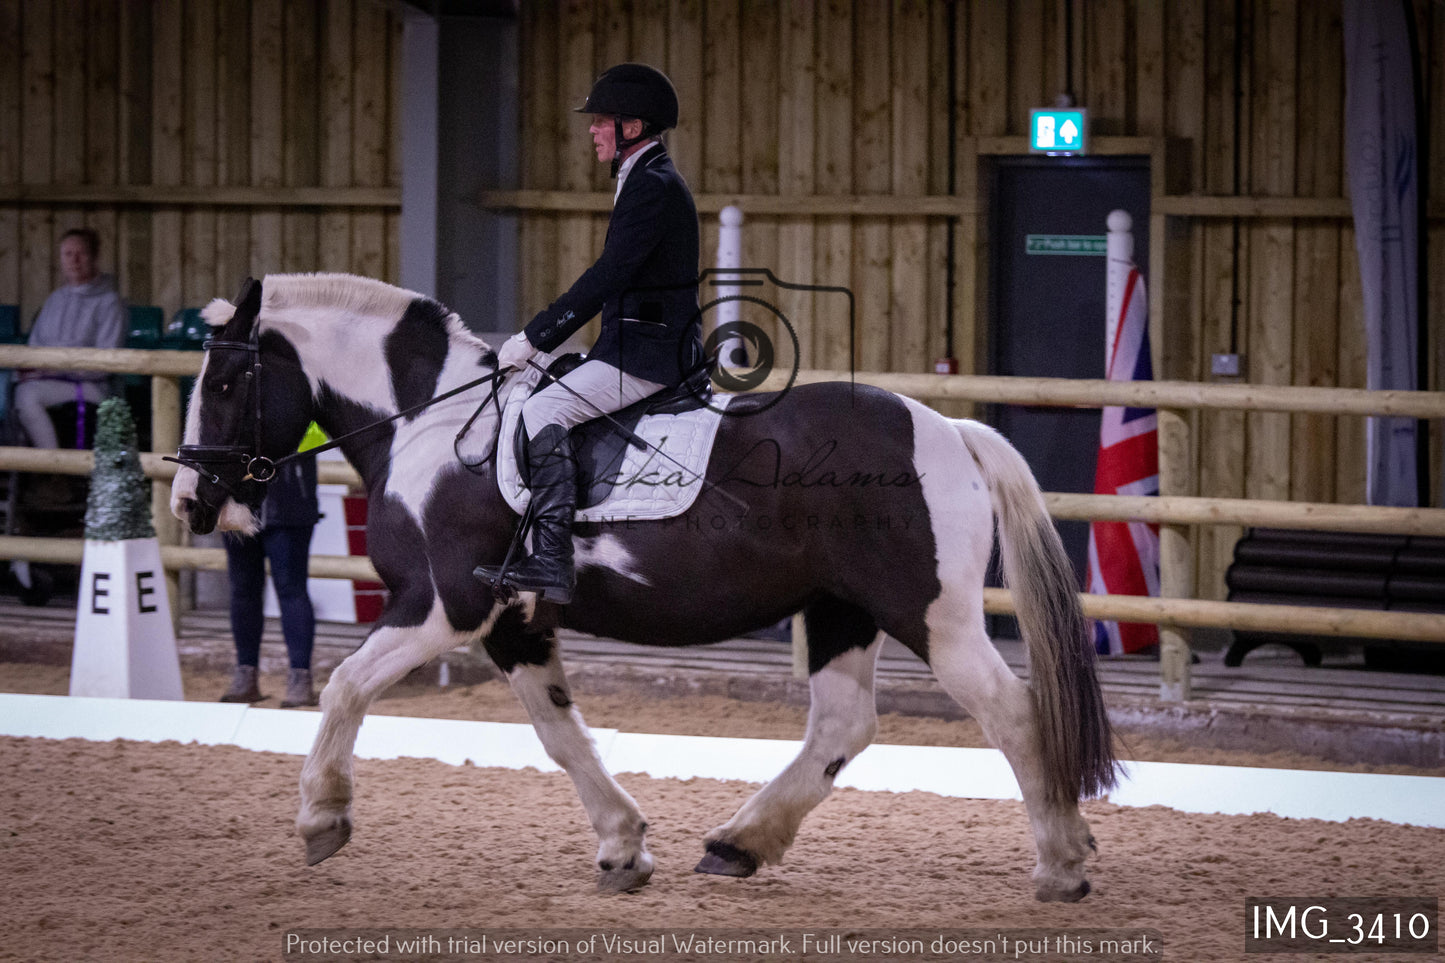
[71,537,184,700]
[70,400,184,701]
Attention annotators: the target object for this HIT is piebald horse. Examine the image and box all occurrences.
[170,273,1117,901]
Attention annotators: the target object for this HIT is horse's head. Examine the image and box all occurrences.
[170,277,316,535]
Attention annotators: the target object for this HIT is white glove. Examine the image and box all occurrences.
[497,331,537,370]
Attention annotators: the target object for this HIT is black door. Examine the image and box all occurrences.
[987,156,1151,588]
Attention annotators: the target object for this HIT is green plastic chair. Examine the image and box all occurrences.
[164,308,210,350]
[0,304,21,345]
[126,305,164,348]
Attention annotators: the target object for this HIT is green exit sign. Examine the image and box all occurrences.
[1029,108,1088,155]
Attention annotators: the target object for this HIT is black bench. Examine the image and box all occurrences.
[1224,528,1445,671]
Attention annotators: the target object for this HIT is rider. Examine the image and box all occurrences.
[476,63,703,605]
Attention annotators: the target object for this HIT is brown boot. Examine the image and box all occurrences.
[280,668,317,708]
[219,665,263,703]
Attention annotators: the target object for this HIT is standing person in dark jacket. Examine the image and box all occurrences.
[476,63,702,605]
[219,458,321,707]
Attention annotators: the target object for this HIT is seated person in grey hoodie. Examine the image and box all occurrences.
[14,228,126,448]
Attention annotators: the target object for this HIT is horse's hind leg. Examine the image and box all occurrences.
[926,607,1095,902]
[481,609,653,893]
[297,598,477,865]
[698,599,882,876]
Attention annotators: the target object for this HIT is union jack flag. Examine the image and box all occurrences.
[1086,266,1160,655]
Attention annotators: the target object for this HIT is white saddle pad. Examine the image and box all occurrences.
[497,361,731,523]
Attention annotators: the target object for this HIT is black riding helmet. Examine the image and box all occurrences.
[575,63,679,176]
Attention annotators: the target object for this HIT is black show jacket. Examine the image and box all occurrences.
[523,143,703,386]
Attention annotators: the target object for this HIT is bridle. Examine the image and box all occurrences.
[165,323,509,506]
[164,323,272,506]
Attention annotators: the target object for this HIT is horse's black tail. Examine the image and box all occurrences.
[955,419,1119,802]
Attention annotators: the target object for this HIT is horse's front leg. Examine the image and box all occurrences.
[297,596,478,865]
[482,608,653,893]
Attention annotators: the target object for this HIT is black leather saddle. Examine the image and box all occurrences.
[512,353,713,511]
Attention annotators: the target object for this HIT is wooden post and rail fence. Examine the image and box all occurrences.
[2,344,1443,701]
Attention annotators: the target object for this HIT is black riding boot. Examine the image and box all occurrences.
[474,423,578,604]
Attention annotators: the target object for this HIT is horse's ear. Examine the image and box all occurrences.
[227,277,262,338]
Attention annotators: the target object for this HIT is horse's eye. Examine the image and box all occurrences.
[207,380,230,395]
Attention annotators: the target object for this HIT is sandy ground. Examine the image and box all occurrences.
[2,662,1444,962]
[2,730,1443,963]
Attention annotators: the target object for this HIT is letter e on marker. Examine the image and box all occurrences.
[91,572,111,614]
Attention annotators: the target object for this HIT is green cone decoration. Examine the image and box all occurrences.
[84,398,156,541]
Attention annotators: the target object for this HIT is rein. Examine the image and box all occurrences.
[165,328,509,499]
[267,367,508,477]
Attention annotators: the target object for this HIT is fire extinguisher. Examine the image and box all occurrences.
[934,357,958,375]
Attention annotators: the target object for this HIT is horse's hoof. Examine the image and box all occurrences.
[303,819,352,866]
[597,856,654,894]
[693,840,758,878]
[1036,878,1091,902]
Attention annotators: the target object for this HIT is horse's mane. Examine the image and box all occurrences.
[261,273,425,321]
[200,272,490,351]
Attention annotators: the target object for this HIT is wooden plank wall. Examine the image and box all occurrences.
[518,0,956,374]
[1162,0,1424,597]
[515,0,1445,599]
[0,0,402,325]
[3,1,1442,600]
